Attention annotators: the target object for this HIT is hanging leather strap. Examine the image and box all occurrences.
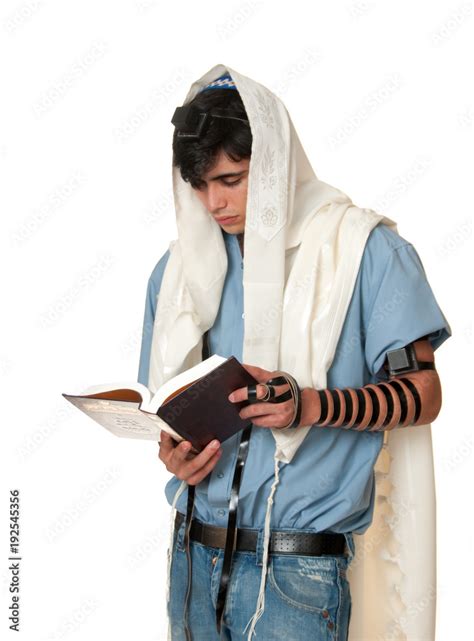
[181,427,252,639]
[181,330,253,638]
[215,423,252,633]
[182,329,209,641]
[183,483,196,641]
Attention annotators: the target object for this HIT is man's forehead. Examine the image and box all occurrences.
[204,155,250,180]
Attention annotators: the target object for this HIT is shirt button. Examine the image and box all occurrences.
[217,472,224,479]
[241,313,245,319]
[217,509,225,516]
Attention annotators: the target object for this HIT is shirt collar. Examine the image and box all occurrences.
[221,229,235,246]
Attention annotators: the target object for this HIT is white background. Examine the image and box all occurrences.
[0,1,471,639]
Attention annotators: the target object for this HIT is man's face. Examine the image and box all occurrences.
[192,149,249,234]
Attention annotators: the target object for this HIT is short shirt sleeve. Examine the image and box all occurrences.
[364,241,452,379]
[137,249,170,386]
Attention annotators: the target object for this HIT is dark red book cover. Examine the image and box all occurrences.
[157,356,258,452]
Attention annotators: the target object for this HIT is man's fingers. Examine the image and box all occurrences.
[240,364,270,382]
[157,433,222,481]
[176,439,221,471]
[228,381,289,404]
[228,382,267,403]
[159,432,174,443]
[158,432,185,464]
[187,449,222,485]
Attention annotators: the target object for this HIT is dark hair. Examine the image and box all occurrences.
[172,89,252,189]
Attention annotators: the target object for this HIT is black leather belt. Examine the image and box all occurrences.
[174,510,348,556]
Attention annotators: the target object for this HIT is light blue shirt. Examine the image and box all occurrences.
[138,224,451,534]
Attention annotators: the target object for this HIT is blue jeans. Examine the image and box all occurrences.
[168,518,355,641]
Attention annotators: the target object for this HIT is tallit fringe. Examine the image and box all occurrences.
[166,479,187,641]
[350,433,408,641]
[379,439,408,641]
[244,455,281,640]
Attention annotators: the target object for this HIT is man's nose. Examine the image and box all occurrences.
[206,184,227,213]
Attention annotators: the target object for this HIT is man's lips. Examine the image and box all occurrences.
[215,215,238,224]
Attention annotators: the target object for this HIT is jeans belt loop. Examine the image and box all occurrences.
[255,527,266,567]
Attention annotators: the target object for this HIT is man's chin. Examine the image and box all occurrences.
[219,218,245,234]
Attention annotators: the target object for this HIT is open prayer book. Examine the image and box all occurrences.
[62,354,258,452]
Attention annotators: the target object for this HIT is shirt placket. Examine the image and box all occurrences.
[206,233,245,525]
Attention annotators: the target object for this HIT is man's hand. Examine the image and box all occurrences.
[228,363,314,429]
[158,432,222,485]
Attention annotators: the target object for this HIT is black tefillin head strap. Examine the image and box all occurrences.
[171,103,249,140]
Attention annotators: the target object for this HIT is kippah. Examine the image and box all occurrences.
[199,73,237,92]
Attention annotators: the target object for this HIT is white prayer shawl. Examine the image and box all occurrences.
[148,64,436,641]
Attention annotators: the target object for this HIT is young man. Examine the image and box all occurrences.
[138,66,451,641]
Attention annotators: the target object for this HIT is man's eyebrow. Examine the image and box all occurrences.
[207,170,247,181]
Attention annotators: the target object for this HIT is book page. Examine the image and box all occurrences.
[63,396,181,441]
[78,381,152,405]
